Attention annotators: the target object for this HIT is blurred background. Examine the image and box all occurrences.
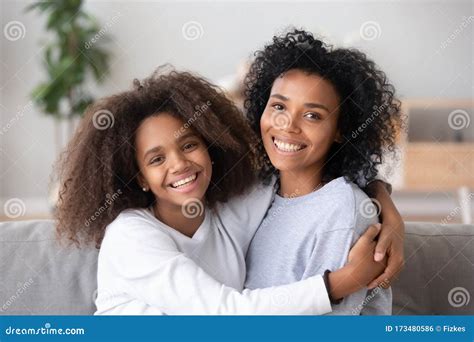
[1,0,473,224]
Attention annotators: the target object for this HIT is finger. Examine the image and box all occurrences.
[360,223,382,243]
[374,234,390,262]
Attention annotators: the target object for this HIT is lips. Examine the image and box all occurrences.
[272,136,307,153]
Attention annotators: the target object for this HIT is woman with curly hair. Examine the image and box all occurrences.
[55,67,384,315]
[244,29,404,314]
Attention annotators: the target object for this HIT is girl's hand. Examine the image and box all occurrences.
[328,224,386,300]
[368,216,405,289]
[347,224,387,286]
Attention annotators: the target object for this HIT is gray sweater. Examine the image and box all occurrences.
[245,177,392,315]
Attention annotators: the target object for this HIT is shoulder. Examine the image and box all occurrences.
[102,208,178,252]
[317,178,377,234]
[347,181,380,236]
[324,177,375,214]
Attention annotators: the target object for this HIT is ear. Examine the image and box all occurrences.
[137,173,148,190]
[334,129,343,144]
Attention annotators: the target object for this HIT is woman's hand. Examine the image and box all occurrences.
[328,224,386,300]
[366,180,405,290]
[368,216,405,289]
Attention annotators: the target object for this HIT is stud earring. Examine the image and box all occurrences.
[142,187,148,192]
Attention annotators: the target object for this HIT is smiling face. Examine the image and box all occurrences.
[135,113,212,210]
[260,69,342,180]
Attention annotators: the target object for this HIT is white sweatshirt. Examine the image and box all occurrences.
[94,181,332,315]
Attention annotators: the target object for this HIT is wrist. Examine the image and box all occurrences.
[323,270,343,304]
[327,264,359,301]
[382,212,404,228]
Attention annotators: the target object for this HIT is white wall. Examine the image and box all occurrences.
[1,0,472,215]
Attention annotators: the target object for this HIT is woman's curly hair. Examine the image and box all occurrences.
[55,67,260,248]
[244,29,403,185]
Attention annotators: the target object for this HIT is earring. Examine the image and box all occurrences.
[211,161,215,165]
[142,187,148,192]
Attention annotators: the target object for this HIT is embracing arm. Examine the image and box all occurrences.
[326,224,386,301]
[101,220,332,315]
[364,180,405,289]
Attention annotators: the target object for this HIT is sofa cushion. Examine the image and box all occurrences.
[0,220,98,315]
[392,222,474,315]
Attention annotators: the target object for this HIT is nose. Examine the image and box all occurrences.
[279,110,301,134]
[168,150,191,174]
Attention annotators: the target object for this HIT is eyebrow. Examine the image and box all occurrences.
[143,132,198,161]
[270,93,330,112]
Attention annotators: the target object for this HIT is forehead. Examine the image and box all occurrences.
[135,113,192,150]
[271,69,340,105]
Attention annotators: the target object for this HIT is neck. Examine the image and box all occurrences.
[153,201,205,238]
[279,168,323,198]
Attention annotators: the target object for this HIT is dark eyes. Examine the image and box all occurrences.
[271,103,321,121]
[304,112,321,120]
[272,103,284,111]
[150,156,164,165]
[149,142,199,165]
[183,142,198,151]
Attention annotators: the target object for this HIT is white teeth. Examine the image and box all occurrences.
[171,174,197,188]
[273,139,304,152]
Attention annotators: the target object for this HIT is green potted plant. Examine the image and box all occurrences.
[27,0,111,151]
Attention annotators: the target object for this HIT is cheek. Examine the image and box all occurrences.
[195,149,212,172]
[260,109,272,136]
[307,123,338,149]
